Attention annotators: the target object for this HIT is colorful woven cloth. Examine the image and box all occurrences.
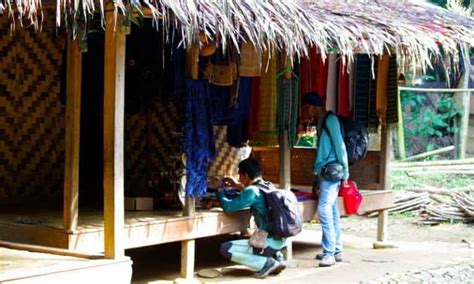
[251,49,278,146]
[277,77,300,148]
[182,80,215,197]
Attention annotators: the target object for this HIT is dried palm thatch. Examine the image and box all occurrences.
[0,0,473,72]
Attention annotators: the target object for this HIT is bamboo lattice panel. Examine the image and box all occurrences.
[208,126,250,178]
[124,111,148,194]
[0,13,66,198]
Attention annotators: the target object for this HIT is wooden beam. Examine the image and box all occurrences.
[63,38,82,233]
[0,241,102,259]
[103,9,126,259]
[278,130,291,190]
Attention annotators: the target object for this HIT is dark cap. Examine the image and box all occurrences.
[302,91,325,107]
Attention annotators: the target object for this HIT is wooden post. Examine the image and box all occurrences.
[279,130,292,260]
[180,239,196,280]
[397,90,406,160]
[379,123,391,191]
[180,196,196,280]
[63,38,82,232]
[456,53,471,159]
[376,209,388,242]
[103,9,126,259]
[278,130,291,190]
[373,122,396,249]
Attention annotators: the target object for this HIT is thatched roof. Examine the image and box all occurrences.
[1,0,473,71]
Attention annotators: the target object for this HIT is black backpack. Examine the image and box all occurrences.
[254,181,303,238]
[323,112,369,165]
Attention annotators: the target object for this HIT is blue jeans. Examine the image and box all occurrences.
[318,179,342,255]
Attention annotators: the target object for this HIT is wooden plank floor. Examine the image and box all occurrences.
[0,246,132,283]
[0,207,251,252]
[0,189,393,252]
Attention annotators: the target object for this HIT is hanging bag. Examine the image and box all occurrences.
[239,42,261,77]
[338,180,363,215]
[210,48,237,86]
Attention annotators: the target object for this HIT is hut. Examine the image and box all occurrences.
[0,0,473,282]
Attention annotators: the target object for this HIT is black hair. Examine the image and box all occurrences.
[238,157,262,180]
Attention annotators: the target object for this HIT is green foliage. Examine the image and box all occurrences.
[400,91,462,156]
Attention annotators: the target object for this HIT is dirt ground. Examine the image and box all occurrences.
[128,215,474,283]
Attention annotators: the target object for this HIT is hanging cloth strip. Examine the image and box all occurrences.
[325,54,338,113]
[337,60,352,118]
[368,60,379,130]
[353,54,371,128]
[310,49,328,100]
[386,54,399,124]
[250,49,278,146]
[227,78,251,147]
[376,54,390,121]
[277,73,300,148]
[182,80,215,197]
[248,77,261,140]
[300,56,311,97]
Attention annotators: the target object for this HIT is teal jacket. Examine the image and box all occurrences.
[314,113,350,180]
[216,183,269,232]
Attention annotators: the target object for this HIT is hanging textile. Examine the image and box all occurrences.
[251,49,278,146]
[248,77,260,139]
[227,78,251,147]
[309,48,328,99]
[337,61,352,117]
[386,54,399,124]
[277,76,300,148]
[368,61,379,129]
[325,54,338,112]
[376,54,390,121]
[300,56,310,97]
[353,54,371,128]
[182,80,215,197]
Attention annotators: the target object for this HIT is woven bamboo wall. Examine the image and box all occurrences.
[208,126,251,178]
[0,14,66,198]
[124,101,247,196]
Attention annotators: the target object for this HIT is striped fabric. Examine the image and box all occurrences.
[277,77,300,148]
[386,54,399,124]
[251,49,278,146]
[353,54,371,128]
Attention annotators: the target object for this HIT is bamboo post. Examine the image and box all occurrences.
[400,145,455,162]
[397,90,406,160]
[103,9,126,259]
[456,53,471,159]
[63,38,82,233]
